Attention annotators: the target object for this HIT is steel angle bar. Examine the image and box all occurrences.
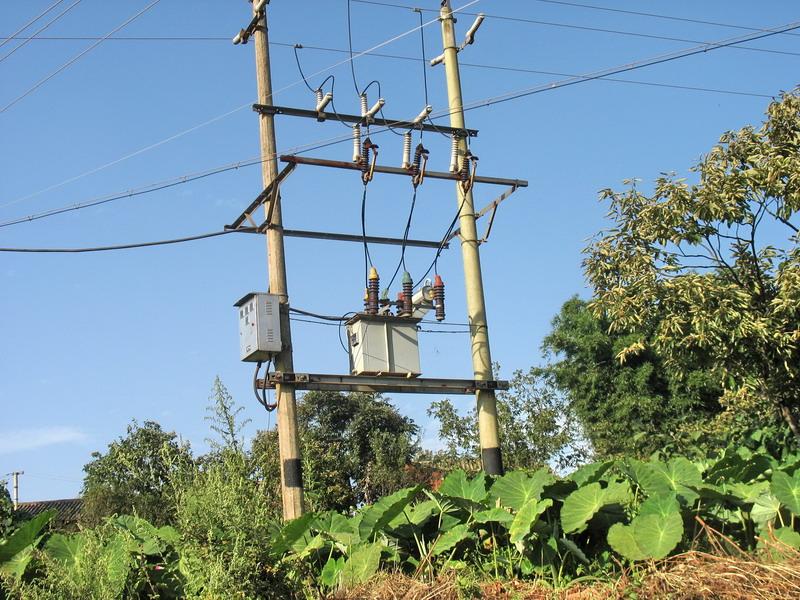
[235,225,447,249]
[253,104,478,137]
[226,162,296,230]
[447,184,523,243]
[257,372,509,394]
[280,155,528,188]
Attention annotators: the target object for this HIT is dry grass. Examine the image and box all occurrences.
[329,541,800,600]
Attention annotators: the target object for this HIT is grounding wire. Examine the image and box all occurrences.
[0,0,67,49]
[0,0,82,65]
[0,0,162,114]
[0,228,255,253]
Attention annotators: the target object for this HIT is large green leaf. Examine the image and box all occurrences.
[320,555,345,588]
[569,461,614,486]
[473,507,514,525]
[751,493,781,529]
[638,493,680,519]
[358,486,419,541]
[0,545,35,579]
[271,512,316,555]
[45,533,85,566]
[771,471,800,515]
[314,511,358,547]
[631,459,700,504]
[0,509,55,562]
[561,483,606,534]
[439,470,488,504]
[608,511,683,561]
[430,523,473,556]
[339,542,382,587]
[489,469,553,511]
[509,499,552,544]
[773,527,800,549]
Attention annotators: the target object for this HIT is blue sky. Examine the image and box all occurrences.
[1,0,798,501]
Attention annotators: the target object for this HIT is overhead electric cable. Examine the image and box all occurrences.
[346,0,361,95]
[351,0,800,58]
[0,228,253,253]
[0,0,82,65]
[0,0,161,114]
[0,0,67,49]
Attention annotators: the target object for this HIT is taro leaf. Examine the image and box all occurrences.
[103,535,132,596]
[771,471,800,516]
[727,481,769,504]
[569,461,614,486]
[707,452,771,485]
[314,512,357,547]
[638,493,680,519]
[0,545,35,579]
[45,533,85,566]
[604,480,632,505]
[340,542,383,587]
[509,499,552,544]
[751,493,781,529]
[156,525,180,545]
[489,469,553,511]
[608,511,683,561]
[632,459,700,504]
[271,512,316,556]
[0,509,55,563]
[473,507,514,525]
[773,527,800,549]
[691,484,744,506]
[438,470,488,504]
[358,486,420,542]
[430,523,473,556]
[561,483,606,534]
[112,515,163,555]
[320,555,345,588]
[557,537,589,565]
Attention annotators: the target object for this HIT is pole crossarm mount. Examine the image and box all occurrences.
[227,162,296,230]
[258,372,509,394]
[280,155,528,188]
[232,226,448,249]
[447,184,523,244]
[253,104,478,138]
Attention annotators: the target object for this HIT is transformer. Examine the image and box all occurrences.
[346,313,421,376]
[234,292,282,362]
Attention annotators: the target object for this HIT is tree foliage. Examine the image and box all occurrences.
[584,90,800,446]
[428,368,588,471]
[540,296,722,457]
[81,421,194,527]
[205,376,251,455]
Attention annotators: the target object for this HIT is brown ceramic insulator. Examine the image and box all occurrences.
[433,274,445,322]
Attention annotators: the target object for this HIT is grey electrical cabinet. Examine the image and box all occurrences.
[234,293,282,362]
[346,314,421,376]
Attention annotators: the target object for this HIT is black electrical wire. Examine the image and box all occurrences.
[0,228,254,253]
[0,0,67,49]
[338,311,357,354]
[360,184,373,288]
[253,360,277,411]
[415,196,468,285]
[386,186,418,291]
[417,9,429,107]
[346,0,361,95]
[293,43,317,93]
[289,307,348,321]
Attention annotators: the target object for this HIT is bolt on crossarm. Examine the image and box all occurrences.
[438,0,504,475]
[252,1,304,519]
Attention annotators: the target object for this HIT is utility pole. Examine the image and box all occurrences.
[11,471,23,509]
[439,1,504,475]
[251,1,304,519]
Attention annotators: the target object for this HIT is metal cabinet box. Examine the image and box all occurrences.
[346,314,421,376]
[234,293,282,362]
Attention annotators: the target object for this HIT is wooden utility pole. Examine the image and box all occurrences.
[251,1,304,519]
[11,471,23,509]
[439,1,504,475]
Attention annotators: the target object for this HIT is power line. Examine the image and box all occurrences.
[531,0,800,38]
[0,0,67,48]
[351,0,800,58]
[0,0,161,114]
[0,228,254,253]
[0,0,82,65]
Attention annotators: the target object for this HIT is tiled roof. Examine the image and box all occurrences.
[16,498,83,524]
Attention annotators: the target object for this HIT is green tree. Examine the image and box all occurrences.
[251,391,420,511]
[81,420,194,526]
[540,296,722,457]
[584,90,800,446]
[427,368,588,471]
[0,479,12,538]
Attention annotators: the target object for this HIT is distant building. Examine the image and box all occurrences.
[16,498,83,530]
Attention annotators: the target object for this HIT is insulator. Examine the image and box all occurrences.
[433,275,446,322]
[363,288,370,313]
[460,150,471,182]
[413,144,423,172]
[367,266,380,314]
[360,93,369,117]
[412,105,433,125]
[449,136,459,173]
[401,271,413,317]
[315,89,324,106]
[315,91,333,114]
[463,13,485,46]
[401,132,412,169]
[395,292,405,317]
[362,138,371,172]
[352,125,362,163]
[365,98,385,121]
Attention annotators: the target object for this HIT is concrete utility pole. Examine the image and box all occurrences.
[252,1,304,519]
[439,1,504,475]
[11,471,23,509]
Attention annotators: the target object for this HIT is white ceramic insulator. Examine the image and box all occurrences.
[352,125,362,163]
[449,135,459,173]
[360,93,369,117]
[401,131,412,169]
[315,92,332,113]
[412,105,433,125]
[464,13,485,45]
[365,98,385,120]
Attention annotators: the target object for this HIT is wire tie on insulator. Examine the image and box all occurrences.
[401,131,412,170]
[352,125,362,164]
[449,135,460,173]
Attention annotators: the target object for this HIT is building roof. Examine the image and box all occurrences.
[16,498,83,525]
